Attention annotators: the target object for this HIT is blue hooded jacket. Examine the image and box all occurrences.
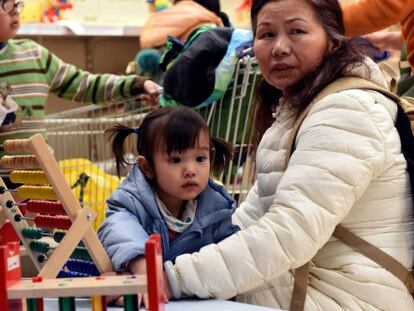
[98,164,239,271]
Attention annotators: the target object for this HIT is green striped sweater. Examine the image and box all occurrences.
[0,39,145,119]
[0,39,146,151]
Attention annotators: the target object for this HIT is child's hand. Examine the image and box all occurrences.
[140,80,162,107]
[129,256,149,308]
[101,271,129,306]
[138,292,150,309]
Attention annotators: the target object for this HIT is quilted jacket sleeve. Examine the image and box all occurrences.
[98,191,149,271]
[173,91,389,299]
[232,181,265,230]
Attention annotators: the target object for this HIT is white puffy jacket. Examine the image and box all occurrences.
[173,59,414,310]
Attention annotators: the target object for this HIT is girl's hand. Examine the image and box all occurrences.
[140,80,163,107]
[101,271,129,306]
[129,256,150,308]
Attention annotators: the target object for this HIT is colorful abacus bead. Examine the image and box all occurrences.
[3,139,32,153]
[57,270,90,278]
[71,247,92,261]
[26,200,66,215]
[66,259,99,276]
[34,215,72,230]
[17,186,57,201]
[0,155,40,169]
[10,170,49,185]
[21,227,44,240]
[29,240,51,253]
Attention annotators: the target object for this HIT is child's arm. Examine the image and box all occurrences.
[98,191,151,271]
[98,210,149,271]
[128,255,146,275]
[39,44,157,104]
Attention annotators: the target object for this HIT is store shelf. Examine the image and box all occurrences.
[17,22,141,37]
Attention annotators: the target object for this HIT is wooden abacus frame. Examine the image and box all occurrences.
[1,235,164,311]
[0,134,112,278]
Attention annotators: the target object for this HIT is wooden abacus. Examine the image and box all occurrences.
[0,134,112,278]
[0,234,165,311]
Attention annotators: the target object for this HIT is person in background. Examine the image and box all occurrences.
[160,0,414,310]
[0,0,161,133]
[361,30,404,52]
[139,0,229,50]
[98,106,239,307]
[342,0,414,71]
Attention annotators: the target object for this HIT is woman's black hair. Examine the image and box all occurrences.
[106,106,232,177]
[251,0,368,141]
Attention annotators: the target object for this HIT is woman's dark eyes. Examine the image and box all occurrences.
[259,32,274,38]
[290,29,305,35]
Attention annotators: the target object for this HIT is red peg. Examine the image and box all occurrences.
[32,276,43,283]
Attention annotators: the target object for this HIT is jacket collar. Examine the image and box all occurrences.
[344,56,389,89]
[120,164,236,224]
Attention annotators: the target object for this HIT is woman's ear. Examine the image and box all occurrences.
[327,38,340,53]
[137,156,154,179]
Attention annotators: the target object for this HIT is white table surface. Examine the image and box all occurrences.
[44,298,281,310]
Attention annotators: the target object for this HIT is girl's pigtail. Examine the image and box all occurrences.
[211,137,233,174]
[105,123,136,178]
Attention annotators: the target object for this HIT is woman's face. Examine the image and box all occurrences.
[253,0,332,93]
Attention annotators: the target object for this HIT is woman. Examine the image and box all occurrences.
[163,0,414,309]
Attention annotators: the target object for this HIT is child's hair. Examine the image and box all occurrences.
[106,106,232,177]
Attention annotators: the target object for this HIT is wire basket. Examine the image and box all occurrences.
[5,54,261,229]
[196,54,260,202]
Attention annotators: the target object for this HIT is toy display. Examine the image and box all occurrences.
[147,0,171,13]
[41,0,73,23]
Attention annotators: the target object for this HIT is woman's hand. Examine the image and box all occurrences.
[140,80,163,107]
[163,271,173,301]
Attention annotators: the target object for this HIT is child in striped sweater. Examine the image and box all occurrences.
[0,0,161,135]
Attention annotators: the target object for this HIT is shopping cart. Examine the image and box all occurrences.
[196,53,260,202]
[31,101,153,230]
[14,54,260,229]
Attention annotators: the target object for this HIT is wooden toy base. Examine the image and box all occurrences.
[8,275,147,299]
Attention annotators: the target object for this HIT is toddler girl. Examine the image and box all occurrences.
[98,106,240,276]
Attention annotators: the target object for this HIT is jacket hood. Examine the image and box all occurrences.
[113,164,236,226]
[344,56,389,89]
[195,179,237,228]
[113,164,161,220]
